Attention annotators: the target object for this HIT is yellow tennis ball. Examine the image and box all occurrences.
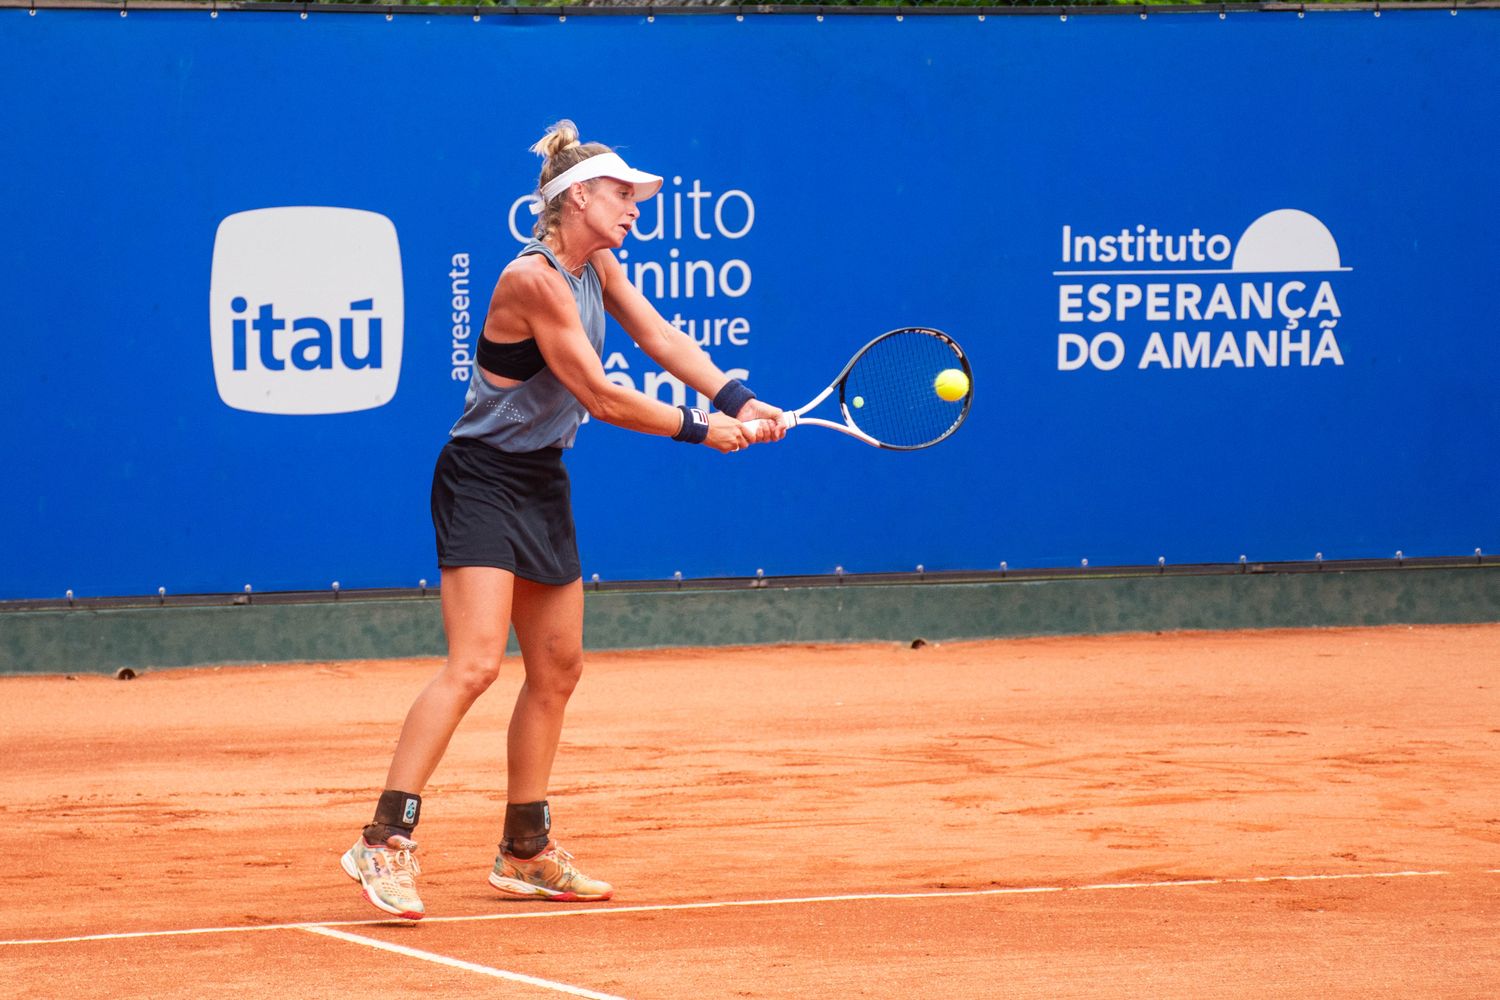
[852,395,865,408]
[934,368,969,402]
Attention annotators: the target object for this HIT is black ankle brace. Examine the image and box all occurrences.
[364,789,421,844]
[501,800,551,859]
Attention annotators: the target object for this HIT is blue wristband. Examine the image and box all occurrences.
[673,405,710,444]
[712,378,756,418]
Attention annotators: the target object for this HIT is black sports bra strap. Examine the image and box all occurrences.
[478,335,546,381]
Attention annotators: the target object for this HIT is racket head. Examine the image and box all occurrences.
[835,327,973,450]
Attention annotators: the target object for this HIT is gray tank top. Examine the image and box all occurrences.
[449,240,606,451]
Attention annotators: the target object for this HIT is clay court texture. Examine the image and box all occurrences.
[4,624,1499,998]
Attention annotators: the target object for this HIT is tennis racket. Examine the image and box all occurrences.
[744,327,973,450]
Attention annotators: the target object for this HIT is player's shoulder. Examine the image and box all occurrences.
[588,248,622,275]
[587,248,628,295]
[499,254,572,304]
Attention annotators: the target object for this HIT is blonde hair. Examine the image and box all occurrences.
[530,120,613,239]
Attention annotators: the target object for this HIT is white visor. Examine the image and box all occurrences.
[528,152,664,215]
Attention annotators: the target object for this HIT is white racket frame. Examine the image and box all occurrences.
[743,328,970,450]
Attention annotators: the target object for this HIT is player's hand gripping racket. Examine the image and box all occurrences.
[745,327,973,449]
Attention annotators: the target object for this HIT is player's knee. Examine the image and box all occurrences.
[445,651,504,697]
[529,649,583,701]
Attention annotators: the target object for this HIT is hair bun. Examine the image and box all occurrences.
[530,119,581,159]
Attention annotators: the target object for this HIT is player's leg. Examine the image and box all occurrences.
[504,575,585,805]
[343,565,516,919]
[488,576,613,901]
[386,565,516,792]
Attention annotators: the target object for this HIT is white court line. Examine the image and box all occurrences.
[0,868,1470,947]
[300,925,626,1000]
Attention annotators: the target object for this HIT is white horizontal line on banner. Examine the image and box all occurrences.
[1052,267,1355,276]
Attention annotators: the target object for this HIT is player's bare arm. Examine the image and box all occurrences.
[594,249,784,441]
[508,259,749,453]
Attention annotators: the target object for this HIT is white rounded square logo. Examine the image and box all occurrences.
[209,207,404,415]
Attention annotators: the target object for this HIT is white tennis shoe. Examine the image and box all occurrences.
[489,842,613,902]
[341,834,425,920]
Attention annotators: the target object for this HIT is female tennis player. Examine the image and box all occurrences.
[341,120,784,919]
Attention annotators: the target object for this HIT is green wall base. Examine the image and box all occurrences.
[2,566,1496,676]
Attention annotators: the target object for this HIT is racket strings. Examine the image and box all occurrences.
[841,330,969,448]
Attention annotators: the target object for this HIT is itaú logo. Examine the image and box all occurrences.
[209,207,404,414]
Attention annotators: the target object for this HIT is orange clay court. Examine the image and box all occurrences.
[3,624,1499,999]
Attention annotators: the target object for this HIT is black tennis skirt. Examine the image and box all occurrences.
[430,437,581,585]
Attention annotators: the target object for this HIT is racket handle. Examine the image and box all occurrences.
[741,411,797,440]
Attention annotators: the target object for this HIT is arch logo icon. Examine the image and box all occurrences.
[209,207,404,415]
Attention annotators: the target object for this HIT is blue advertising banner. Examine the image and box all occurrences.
[1,7,1497,599]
